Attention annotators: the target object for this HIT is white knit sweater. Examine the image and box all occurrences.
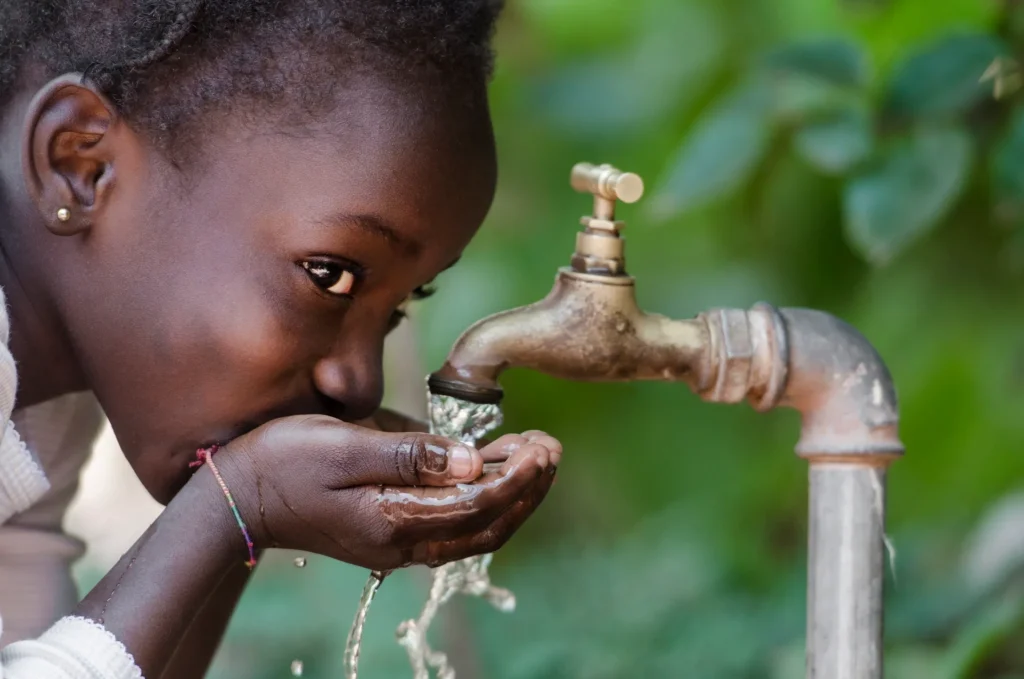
[0,287,144,678]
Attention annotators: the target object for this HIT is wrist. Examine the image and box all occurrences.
[167,463,253,572]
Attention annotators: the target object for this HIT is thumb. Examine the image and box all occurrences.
[297,418,485,488]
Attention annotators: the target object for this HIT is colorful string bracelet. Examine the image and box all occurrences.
[190,444,258,569]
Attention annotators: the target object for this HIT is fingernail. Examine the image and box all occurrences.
[448,445,475,479]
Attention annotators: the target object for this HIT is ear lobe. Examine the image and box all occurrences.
[21,74,121,237]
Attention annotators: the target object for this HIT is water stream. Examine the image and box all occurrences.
[341,391,510,679]
[343,570,387,679]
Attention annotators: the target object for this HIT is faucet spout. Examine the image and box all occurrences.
[428,269,710,403]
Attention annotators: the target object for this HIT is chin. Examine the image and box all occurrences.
[141,476,177,506]
[132,444,200,506]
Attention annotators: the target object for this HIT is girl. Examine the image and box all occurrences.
[0,1,561,677]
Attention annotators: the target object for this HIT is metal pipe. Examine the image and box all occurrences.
[770,308,901,679]
[807,463,887,679]
[699,306,901,679]
[427,162,903,679]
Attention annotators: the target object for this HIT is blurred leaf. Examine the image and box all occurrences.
[651,82,773,217]
[942,592,1024,679]
[991,107,1024,228]
[758,38,869,124]
[517,0,642,56]
[884,646,947,679]
[763,38,870,88]
[794,105,873,173]
[884,33,1008,119]
[851,0,1001,75]
[843,126,972,264]
[533,3,724,134]
[768,72,863,123]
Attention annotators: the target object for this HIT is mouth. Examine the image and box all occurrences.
[179,398,334,482]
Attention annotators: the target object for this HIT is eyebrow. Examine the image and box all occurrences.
[317,212,423,256]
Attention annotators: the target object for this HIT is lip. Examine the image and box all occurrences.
[182,396,341,472]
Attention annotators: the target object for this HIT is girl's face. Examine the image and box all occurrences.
[35,81,498,503]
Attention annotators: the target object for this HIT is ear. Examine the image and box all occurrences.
[21,74,127,236]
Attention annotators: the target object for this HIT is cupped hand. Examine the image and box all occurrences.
[209,415,561,571]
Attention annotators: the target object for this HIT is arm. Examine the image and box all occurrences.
[1,416,559,679]
[1,467,241,678]
[158,558,259,679]
[153,407,424,679]
[151,412,539,678]
[158,408,432,678]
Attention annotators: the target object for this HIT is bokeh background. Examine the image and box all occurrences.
[68,0,1024,676]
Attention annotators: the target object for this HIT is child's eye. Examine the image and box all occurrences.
[302,260,357,297]
[411,283,436,301]
[388,284,438,331]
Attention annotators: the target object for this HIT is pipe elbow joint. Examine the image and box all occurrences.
[777,308,903,462]
[700,305,903,462]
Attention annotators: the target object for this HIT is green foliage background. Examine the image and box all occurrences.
[208,0,1024,676]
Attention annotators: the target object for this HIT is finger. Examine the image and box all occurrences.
[263,417,486,487]
[524,432,565,464]
[498,434,559,475]
[478,433,529,463]
[414,464,557,566]
[523,432,562,467]
[378,443,548,542]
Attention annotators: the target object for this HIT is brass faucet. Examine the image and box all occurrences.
[428,162,716,404]
[428,162,905,679]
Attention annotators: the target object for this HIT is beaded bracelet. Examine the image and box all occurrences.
[190,444,258,569]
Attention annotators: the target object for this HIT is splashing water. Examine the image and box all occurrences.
[396,552,515,679]
[340,391,510,679]
[395,393,512,679]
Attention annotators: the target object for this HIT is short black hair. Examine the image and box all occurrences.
[0,0,503,152]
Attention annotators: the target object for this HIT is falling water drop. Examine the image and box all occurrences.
[290,660,304,676]
[293,556,307,568]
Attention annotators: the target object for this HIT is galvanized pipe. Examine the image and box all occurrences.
[807,463,887,679]
[771,308,901,679]
[698,305,901,679]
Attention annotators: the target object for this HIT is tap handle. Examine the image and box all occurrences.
[569,162,642,274]
[571,163,644,204]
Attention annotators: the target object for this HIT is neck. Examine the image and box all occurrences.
[0,206,87,411]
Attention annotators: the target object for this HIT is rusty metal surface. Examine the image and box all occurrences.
[776,308,904,461]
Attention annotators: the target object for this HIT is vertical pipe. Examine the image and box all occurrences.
[806,462,887,679]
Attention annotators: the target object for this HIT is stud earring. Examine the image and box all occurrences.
[56,208,71,223]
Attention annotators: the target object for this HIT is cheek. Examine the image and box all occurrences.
[172,267,328,390]
[81,254,317,433]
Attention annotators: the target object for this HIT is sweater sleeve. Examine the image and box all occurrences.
[0,285,50,525]
[0,615,143,679]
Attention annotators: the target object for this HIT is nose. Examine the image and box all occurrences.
[312,334,385,422]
